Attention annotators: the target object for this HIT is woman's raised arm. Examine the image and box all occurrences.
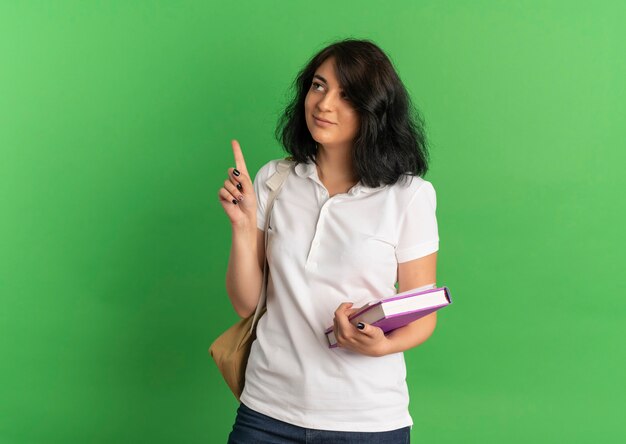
[219,140,263,318]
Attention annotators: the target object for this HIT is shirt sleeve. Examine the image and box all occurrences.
[253,160,278,231]
[395,180,439,263]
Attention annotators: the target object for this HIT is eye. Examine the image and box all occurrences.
[311,81,324,91]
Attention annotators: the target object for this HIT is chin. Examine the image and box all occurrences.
[311,135,332,146]
[307,128,324,142]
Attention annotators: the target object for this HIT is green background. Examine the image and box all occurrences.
[1,1,624,442]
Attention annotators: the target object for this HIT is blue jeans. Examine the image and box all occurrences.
[228,403,411,443]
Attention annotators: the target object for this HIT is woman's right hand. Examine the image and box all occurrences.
[218,139,258,229]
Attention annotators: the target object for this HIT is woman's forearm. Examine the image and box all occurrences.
[382,312,438,355]
[225,223,263,318]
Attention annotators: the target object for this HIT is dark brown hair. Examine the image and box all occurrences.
[275,38,429,187]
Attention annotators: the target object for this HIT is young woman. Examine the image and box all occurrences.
[218,38,439,443]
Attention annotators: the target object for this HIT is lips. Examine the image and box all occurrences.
[314,115,334,124]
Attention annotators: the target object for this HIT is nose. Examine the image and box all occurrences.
[317,90,338,111]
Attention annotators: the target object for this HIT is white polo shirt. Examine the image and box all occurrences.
[239,157,439,432]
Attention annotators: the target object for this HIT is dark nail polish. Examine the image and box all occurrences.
[236,183,243,191]
[233,169,240,177]
[357,322,365,330]
[232,199,238,205]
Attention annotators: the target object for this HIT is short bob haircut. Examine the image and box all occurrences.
[275,38,429,188]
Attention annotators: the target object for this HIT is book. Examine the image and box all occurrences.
[325,285,452,348]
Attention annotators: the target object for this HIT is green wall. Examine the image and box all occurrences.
[1,1,624,442]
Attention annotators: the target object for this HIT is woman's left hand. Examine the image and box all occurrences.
[332,303,391,357]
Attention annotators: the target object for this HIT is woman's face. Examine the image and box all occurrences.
[304,57,360,150]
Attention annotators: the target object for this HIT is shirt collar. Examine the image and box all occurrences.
[293,159,385,196]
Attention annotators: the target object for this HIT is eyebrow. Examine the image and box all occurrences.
[313,74,344,91]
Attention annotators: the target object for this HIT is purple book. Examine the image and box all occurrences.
[325,286,452,348]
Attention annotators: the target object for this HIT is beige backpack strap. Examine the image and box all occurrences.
[250,158,295,331]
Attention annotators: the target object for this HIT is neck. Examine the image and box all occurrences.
[315,143,359,185]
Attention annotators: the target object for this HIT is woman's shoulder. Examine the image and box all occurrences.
[255,159,283,180]
[388,173,435,195]
[255,158,280,176]
[381,174,437,210]
[253,157,295,185]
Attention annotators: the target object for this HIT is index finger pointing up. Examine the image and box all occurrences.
[231,139,249,175]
